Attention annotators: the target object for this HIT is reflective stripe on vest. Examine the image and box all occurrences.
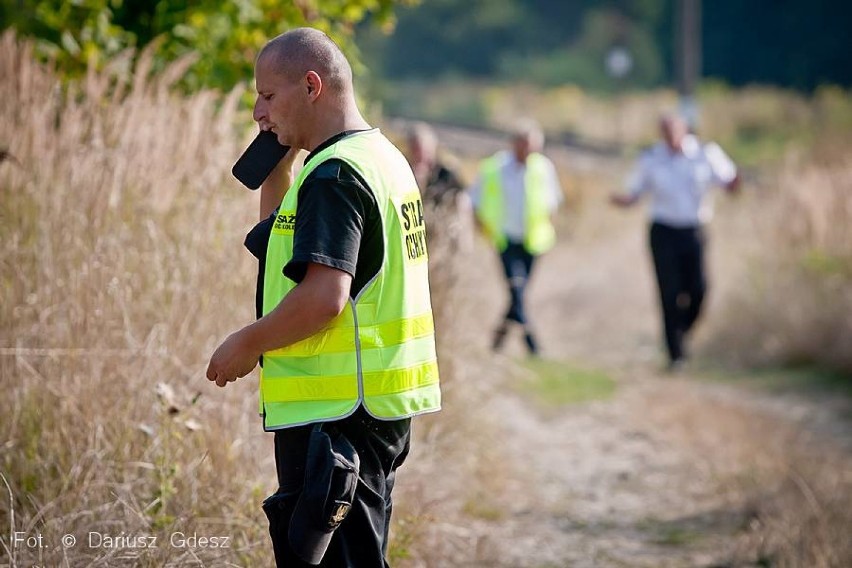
[260,129,441,430]
[478,152,556,255]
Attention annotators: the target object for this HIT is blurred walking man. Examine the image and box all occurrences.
[206,28,441,567]
[611,114,739,371]
[469,120,562,355]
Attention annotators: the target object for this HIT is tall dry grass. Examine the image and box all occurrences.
[0,31,279,566]
[641,382,852,568]
[704,137,852,373]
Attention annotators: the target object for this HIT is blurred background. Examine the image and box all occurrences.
[1,1,850,567]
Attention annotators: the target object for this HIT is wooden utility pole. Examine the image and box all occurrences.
[675,0,701,128]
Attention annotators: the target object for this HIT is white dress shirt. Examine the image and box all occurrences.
[469,150,563,241]
[626,135,737,227]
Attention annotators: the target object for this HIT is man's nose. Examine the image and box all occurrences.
[253,98,265,123]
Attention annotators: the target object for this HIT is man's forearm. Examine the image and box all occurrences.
[205,265,351,387]
[241,268,350,355]
[260,150,297,220]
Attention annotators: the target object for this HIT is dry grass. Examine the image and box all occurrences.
[0,31,278,566]
[734,453,852,568]
[639,382,852,567]
[704,138,852,373]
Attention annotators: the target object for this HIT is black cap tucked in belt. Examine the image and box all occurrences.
[289,425,360,565]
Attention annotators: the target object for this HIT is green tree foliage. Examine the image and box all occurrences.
[1,0,414,90]
[497,7,663,89]
[361,0,669,91]
[360,0,851,91]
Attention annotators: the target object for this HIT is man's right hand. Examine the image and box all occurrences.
[610,193,637,207]
[206,329,261,388]
[725,174,741,195]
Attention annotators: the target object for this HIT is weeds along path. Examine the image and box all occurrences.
[406,121,852,567]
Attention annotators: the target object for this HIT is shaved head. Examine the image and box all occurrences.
[659,113,688,151]
[660,113,687,132]
[408,122,437,154]
[252,27,370,151]
[258,28,353,94]
[510,118,543,163]
[511,119,544,149]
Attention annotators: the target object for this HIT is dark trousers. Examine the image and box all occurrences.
[499,241,536,325]
[649,222,707,363]
[493,240,539,354]
[263,407,411,567]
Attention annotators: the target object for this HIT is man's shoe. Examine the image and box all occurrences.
[524,331,539,356]
[492,325,508,351]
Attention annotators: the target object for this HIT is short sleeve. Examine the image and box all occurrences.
[283,159,372,284]
[704,142,737,185]
[244,213,274,261]
[467,174,484,210]
[440,166,464,193]
[544,158,563,211]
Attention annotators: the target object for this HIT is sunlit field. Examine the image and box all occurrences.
[1,32,273,565]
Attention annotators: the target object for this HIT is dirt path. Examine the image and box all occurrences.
[406,121,852,567]
[450,219,850,568]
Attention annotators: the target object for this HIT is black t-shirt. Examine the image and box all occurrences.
[422,162,464,205]
[244,130,383,319]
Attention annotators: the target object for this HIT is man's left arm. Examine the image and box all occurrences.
[207,159,368,388]
[206,263,351,387]
[545,157,564,222]
[705,142,740,194]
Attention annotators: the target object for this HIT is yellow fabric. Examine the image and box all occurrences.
[267,312,434,356]
[260,130,441,430]
[477,152,556,254]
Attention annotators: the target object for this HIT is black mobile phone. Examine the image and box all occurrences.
[232,130,291,190]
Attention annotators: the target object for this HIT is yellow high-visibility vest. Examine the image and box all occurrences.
[477,152,556,255]
[260,130,441,430]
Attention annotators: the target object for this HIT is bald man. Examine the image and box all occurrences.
[612,114,740,371]
[206,28,441,566]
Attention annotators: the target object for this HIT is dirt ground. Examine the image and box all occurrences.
[397,121,852,568]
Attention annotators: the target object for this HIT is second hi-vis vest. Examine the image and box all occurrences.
[260,130,441,431]
[478,152,556,255]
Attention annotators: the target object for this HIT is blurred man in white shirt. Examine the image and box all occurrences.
[612,114,739,370]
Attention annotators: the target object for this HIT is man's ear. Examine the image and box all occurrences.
[305,71,322,101]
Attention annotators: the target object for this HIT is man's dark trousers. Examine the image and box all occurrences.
[493,240,538,354]
[500,240,536,325]
[263,407,411,567]
[649,222,706,363]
